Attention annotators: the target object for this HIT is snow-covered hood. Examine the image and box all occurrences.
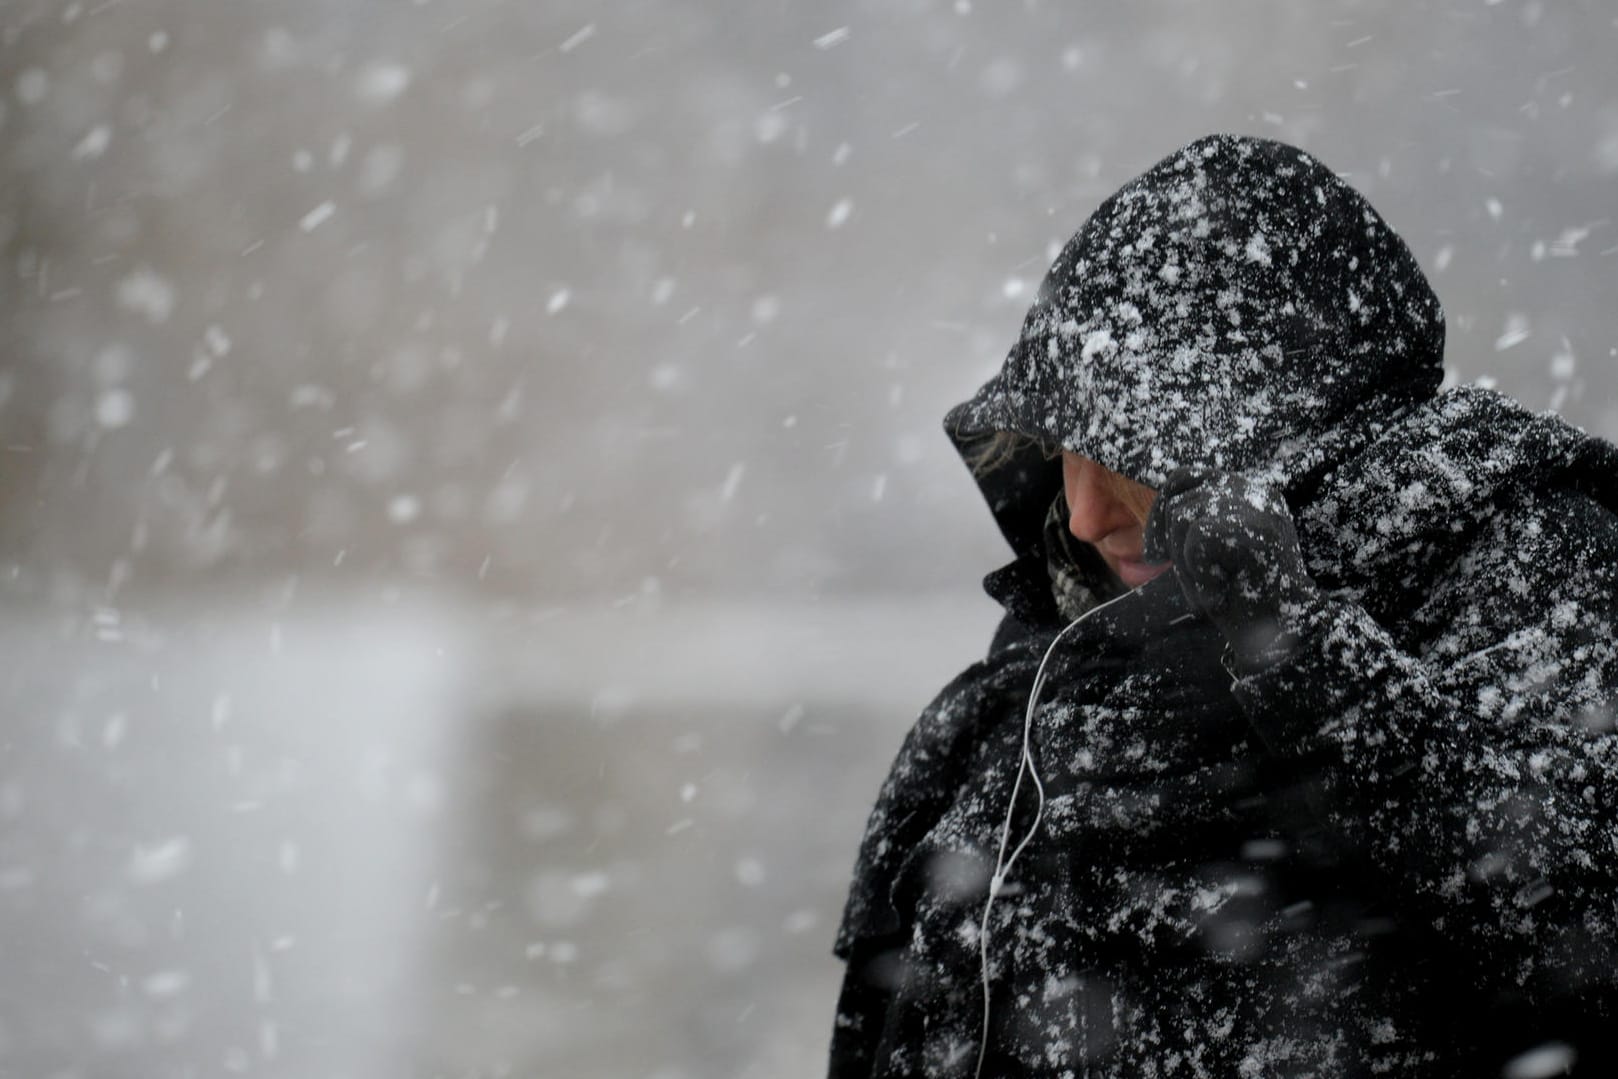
[944,134,1618,602]
[945,134,1447,563]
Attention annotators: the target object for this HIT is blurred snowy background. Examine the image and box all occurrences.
[1,0,1615,1076]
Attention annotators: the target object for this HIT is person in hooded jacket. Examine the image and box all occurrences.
[829,134,1618,1078]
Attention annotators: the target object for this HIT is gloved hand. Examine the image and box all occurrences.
[1143,468,1319,671]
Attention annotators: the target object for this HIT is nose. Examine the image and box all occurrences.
[1062,454,1137,545]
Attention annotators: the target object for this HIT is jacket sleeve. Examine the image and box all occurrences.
[1229,491,1618,999]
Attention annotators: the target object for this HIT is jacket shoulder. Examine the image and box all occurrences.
[1407,483,1618,679]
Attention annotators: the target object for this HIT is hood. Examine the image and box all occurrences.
[944,134,1618,624]
[945,133,1446,564]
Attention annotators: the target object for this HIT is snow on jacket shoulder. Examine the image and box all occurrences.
[1238,477,1618,1000]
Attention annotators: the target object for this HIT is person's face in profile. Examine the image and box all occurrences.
[1061,452,1168,590]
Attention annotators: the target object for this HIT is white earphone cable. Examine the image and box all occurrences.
[972,588,1139,1079]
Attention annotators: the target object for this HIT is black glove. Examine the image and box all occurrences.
[1143,468,1319,671]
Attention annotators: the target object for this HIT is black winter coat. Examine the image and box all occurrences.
[830,136,1618,1078]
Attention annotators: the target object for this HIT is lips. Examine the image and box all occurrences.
[1090,526,1171,589]
[1114,556,1172,589]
